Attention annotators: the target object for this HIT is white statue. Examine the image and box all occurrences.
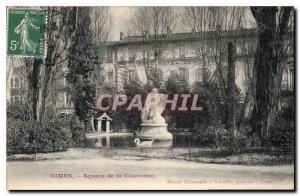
[141,88,165,123]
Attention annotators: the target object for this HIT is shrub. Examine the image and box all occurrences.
[191,122,253,151]
[269,118,294,147]
[7,115,86,154]
[268,108,295,148]
[191,123,230,148]
[7,103,30,121]
[41,119,74,151]
[67,115,85,147]
[7,119,29,151]
[191,126,215,147]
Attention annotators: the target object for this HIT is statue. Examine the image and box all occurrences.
[141,88,165,123]
[14,12,40,54]
[137,88,173,143]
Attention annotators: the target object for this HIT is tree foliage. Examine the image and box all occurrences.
[67,7,111,130]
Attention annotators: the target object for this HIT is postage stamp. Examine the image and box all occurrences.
[7,8,47,57]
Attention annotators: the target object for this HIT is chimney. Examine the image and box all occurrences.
[120,32,124,40]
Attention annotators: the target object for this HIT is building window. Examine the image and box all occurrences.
[10,78,14,88]
[118,48,127,61]
[10,95,21,104]
[179,45,186,58]
[244,43,249,54]
[236,45,242,54]
[282,70,289,91]
[107,49,113,63]
[66,91,72,107]
[282,67,294,91]
[158,69,164,81]
[128,48,136,61]
[171,47,176,58]
[10,77,20,88]
[196,68,203,81]
[170,70,177,77]
[178,68,188,81]
[126,70,135,83]
[107,69,114,85]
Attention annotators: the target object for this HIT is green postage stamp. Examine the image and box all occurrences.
[7,8,47,57]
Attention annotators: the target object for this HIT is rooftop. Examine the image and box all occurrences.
[116,28,258,45]
[103,27,294,47]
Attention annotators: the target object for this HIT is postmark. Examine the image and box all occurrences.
[7,8,47,57]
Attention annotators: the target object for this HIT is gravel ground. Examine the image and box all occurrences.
[7,147,294,166]
[7,156,294,190]
[7,148,294,190]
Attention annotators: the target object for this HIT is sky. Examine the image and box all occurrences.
[110,7,137,41]
[108,6,255,41]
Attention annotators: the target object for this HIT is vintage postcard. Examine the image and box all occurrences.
[6,6,295,190]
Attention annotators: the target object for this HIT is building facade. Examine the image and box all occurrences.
[101,29,259,94]
[6,57,26,104]
[6,28,294,113]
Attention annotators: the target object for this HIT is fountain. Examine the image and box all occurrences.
[137,88,173,142]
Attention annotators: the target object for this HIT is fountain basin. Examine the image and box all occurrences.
[138,122,173,140]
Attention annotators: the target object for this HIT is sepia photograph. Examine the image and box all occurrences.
[5,5,295,190]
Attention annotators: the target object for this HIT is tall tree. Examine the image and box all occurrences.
[182,7,214,83]
[183,7,248,126]
[250,7,293,142]
[39,7,78,120]
[227,42,236,130]
[67,7,112,130]
[208,7,247,97]
[128,7,179,87]
[25,57,43,121]
[23,7,77,121]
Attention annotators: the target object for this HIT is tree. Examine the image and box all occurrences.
[182,7,213,83]
[226,42,236,130]
[183,7,248,128]
[128,7,179,88]
[25,57,43,121]
[67,7,112,130]
[39,7,78,120]
[250,7,294,143]
[23,7,77,121]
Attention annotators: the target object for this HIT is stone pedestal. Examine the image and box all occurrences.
[138,122,173,140]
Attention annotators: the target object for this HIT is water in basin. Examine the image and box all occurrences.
[85,132,197,148]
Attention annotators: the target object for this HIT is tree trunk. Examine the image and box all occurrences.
[39,65,53,121]
[250,7,293,143]
[26,58,43,121]
[226,42,236,130]
[250,7,286,143]
[202,54,209,83]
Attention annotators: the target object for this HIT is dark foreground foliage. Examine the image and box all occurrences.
[7,104,85,154]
